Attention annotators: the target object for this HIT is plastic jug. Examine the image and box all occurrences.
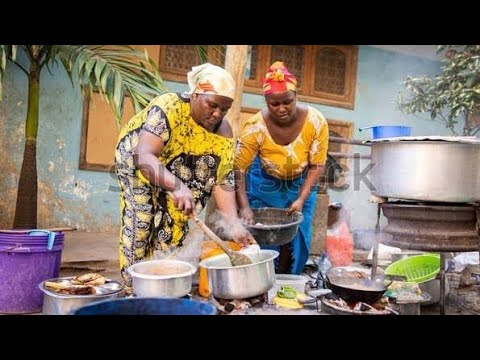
[325,221,353,267]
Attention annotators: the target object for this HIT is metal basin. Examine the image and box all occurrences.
[199,249,278,299]
[39,277,124,315]
[128,259,196,298]
[246,208,303,246]
[371,140,480,202]
[73,297,217,315]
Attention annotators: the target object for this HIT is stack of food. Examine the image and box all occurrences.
[44,273,106,295]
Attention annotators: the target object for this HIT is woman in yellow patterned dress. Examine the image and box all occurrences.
[115,63,254,292]
[234,61,329,275]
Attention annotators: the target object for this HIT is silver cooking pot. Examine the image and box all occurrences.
[128,259,196,298]
[199,249,278,299]
[371,139,480,202]
[39,277,124,315]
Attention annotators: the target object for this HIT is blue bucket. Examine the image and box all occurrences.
[72,297,217,315]
[359,125,412,139]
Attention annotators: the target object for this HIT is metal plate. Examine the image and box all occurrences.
[40,276,124,297]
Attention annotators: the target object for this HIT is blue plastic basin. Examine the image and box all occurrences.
[72,297,217,315]
[360,125,412,139]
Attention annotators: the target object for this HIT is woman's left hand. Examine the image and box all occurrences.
[232,229,257,247]
[287,198,304,215]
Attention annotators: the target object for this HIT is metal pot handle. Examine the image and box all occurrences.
[358,126,375,132]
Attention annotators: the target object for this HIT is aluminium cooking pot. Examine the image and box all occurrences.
[370,139,480,202]
[128,259,196,298]
[199,249,278,299]
[39,277,124,315]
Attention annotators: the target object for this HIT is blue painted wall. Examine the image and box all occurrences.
[0,46,449,232]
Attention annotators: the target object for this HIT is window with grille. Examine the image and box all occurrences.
[158,45,358,109]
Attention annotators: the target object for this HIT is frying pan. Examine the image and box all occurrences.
[325,267,390,304]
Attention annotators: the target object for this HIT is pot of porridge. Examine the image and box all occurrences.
[128,259,196,298]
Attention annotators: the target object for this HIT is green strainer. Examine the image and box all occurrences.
[385,254,440,284]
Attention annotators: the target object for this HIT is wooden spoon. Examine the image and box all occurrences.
[192,216,252,267]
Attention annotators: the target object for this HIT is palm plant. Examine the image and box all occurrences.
[0,45,166,229]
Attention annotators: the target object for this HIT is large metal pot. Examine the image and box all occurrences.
[39,277,124,315]
[199,250,278,299]
[371,139,480,202]
[128,259,196,298]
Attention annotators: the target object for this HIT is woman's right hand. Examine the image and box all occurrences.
[170,185,196,216]
[239,206,255,225]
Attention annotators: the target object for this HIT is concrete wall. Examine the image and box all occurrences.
[0,45,451,231]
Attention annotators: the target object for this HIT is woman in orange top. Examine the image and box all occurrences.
[234,61,329,274]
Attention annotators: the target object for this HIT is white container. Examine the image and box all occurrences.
[267,274,308,304]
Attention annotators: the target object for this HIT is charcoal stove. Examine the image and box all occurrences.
[371,200,480,315]
[367,136,480,315]
[381,202,479,252]
[209,293,267,314]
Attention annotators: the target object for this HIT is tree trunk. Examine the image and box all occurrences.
[224,46,249,137]
[13,62,40,229]
[13,139,37,228]
[205,45,248,227]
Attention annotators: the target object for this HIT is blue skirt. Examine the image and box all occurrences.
[245,157,318,274]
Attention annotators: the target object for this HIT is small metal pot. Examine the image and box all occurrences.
[199,249,278,299]
[39,277,124,315]
[128,259,196,298]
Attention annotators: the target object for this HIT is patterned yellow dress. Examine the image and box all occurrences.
[115,92,234,288]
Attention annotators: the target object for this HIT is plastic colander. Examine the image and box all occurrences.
[385,254,440,284]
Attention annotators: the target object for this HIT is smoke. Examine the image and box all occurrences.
[153,223,205,267]
[207,210,249,241]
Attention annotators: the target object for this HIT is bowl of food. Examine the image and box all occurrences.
[245,207,303,246]
[39,274,124,315]
[199,249,278,299]
[127,259,197,298]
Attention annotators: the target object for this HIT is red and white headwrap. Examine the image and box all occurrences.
[187,63,236,100]
[262,61,297,94]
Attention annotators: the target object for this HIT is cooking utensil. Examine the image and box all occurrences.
[245,207,303,246]
[371,139,480,202]
[199,249,278,299]
[192,216,252,266]
[370,204,381,280]
[127,259,196,298]
[326,267,389,304]
[39,277,124,315]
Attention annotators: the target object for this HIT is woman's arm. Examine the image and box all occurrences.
[234,169,254,223]
[287,164,324,215]
[213,183,256,246]
[134,131,195,215]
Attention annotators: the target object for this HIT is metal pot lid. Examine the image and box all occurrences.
[366,135,480,144]
[40,276,124,297]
